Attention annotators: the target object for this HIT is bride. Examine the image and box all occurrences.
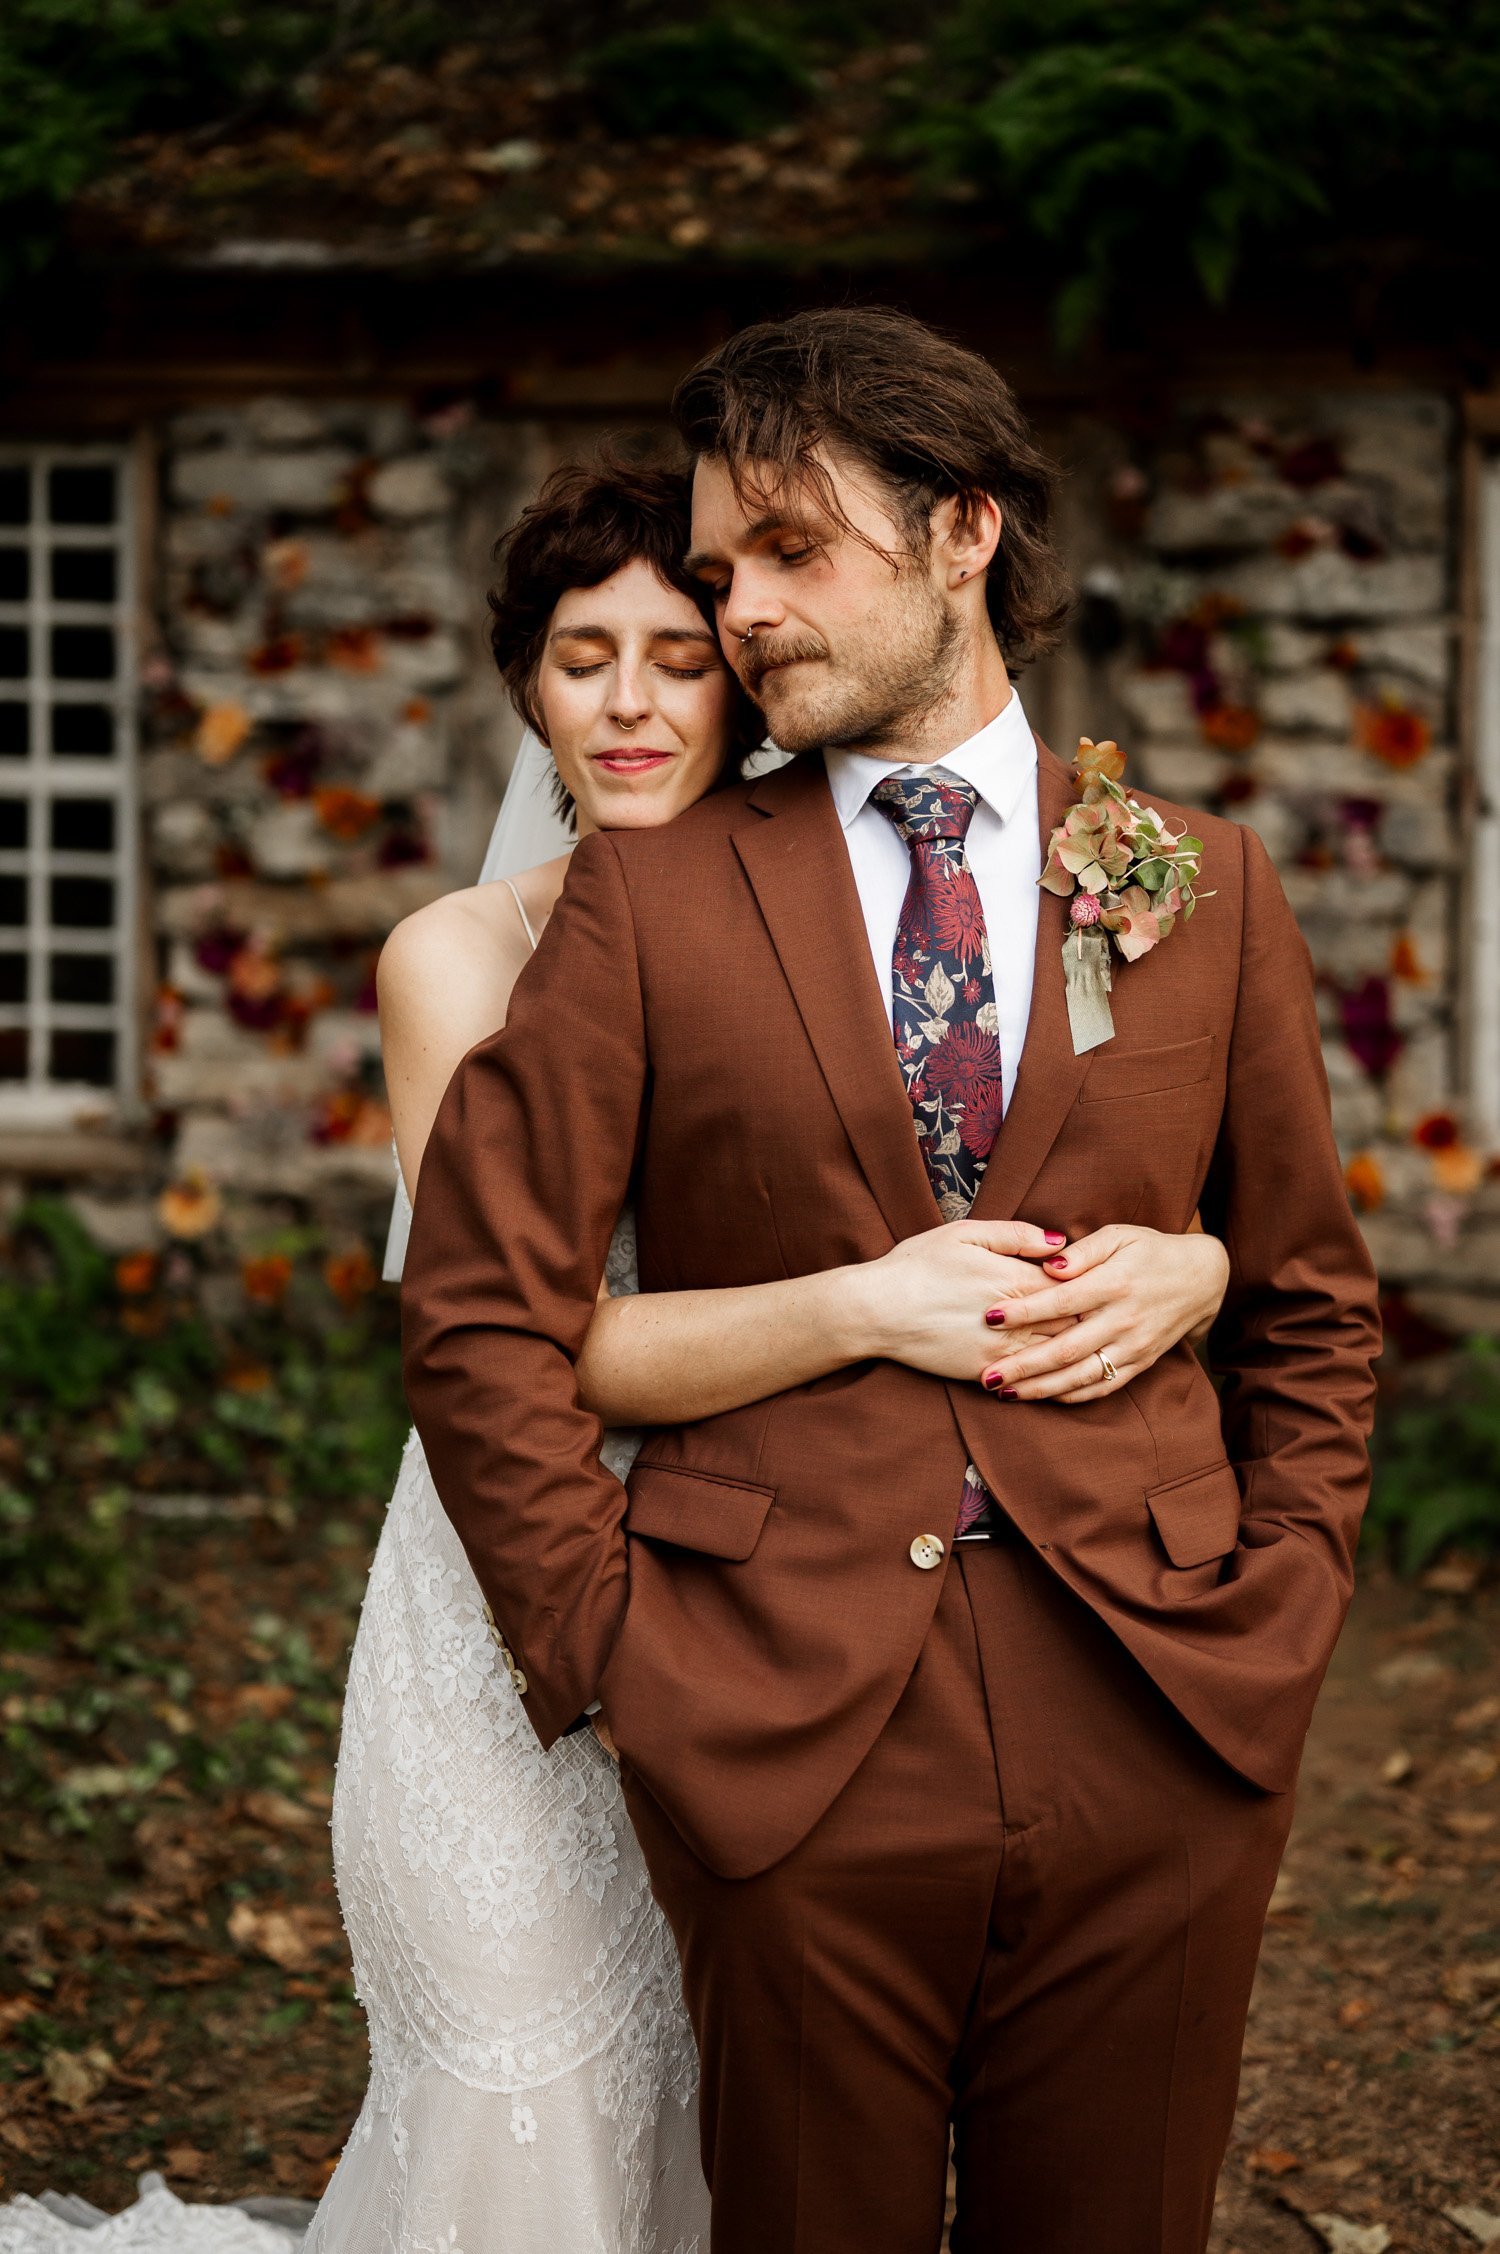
[0,458,1230,2253]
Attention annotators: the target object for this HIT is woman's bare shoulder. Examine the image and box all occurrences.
[377,882,531,1023]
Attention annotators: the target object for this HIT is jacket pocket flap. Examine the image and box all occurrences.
[1080,1033,1214,1104]
[1146,1462,1242,1567]
[625,1462,775,1562]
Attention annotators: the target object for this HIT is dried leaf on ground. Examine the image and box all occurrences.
[1307,2217,1392,2253]
[1445,2210,1500,2247]
[226,1900,338,1971]
[42,2046,112,2111]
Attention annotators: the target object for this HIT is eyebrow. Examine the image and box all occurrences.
[548,622,720,646]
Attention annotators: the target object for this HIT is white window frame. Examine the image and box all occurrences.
[0,442,139,1128]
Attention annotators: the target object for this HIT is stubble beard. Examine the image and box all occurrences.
[745,574,964,758]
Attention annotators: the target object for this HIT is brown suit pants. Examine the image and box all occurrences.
[625,1532,1295,2254]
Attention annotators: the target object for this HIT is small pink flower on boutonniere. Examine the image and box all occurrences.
[1041,738,1210,1053]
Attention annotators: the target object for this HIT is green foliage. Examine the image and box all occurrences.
[1366,1339,1500,1574]
[0,0,326,290]
[582,14,816,139]
[0,1196,216,1409]
[1,0,1495,337]
[0,1198,404,1650]
[900,0,1500,346]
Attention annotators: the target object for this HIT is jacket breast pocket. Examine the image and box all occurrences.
[1080,1033,1215,1105]
[1145,1460,1241,1599]
[624,1461,775,1562]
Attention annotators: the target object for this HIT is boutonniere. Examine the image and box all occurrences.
[1039,737,1210,1054]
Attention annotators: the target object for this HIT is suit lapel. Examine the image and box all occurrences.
[968,741,1092,1221]
[733,759,938,1243]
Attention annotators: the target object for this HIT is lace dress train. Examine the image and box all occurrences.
[304,1213,705,2254]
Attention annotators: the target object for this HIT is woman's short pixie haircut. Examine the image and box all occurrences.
[487,453,763,782]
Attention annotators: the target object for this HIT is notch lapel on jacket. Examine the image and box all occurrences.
[733,757,938,1244]
[967,740,1093,1222]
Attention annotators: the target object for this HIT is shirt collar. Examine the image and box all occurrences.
[823,689,1037,833]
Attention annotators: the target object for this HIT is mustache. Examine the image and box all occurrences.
[735,631,829,693]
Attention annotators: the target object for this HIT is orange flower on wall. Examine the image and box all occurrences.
[1344,1152,1385,1212]
[196,702,252,766]
[1199,703,1260,753]
[158,1173,223,1240]
[324,1247,377,1307]
[1431,1145,1484,1195]
[1357,699,1432,769]
[314,786,382,840]
[241,1253,294,1306]
[1389,932,1428,983]
[327,626,382,673]
[115,1251,159,1296]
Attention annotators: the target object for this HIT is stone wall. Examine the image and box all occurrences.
[16,381,1497,1338]
[89,397,545,1264]
[1091,391,1497,1337]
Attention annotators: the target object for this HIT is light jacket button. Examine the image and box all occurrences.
[511,1669,529,1697]
[910,1533,946,1571]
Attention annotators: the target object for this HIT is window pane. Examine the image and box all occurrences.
[51,548,116,604]
[49,1028,115,1085]
[50,875,113,928]
[50,798,113,853]
[47,466,115,527]
[50,953,113,1004]
[0,549,28,602]
[51,626,115,682]
[0,469,28,528]
[51,704,113,758]
[0,627,27,679]
[0,799,27,849]
[0,703,27,758]
[0,874,26,924]
[0,954,26,1003]
[0,1029,27,1079]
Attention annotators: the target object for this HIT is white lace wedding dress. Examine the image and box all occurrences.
[303,1200,705,2254]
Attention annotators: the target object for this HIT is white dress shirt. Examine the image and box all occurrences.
[823,690,1040,1108]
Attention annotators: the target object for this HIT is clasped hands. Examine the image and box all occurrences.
[850,1217,1229,1406]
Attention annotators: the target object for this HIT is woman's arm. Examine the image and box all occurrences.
[576,1220,1068,1426]
[579,1221,1230,1425]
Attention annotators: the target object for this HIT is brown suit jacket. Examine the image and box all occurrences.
[402,744,1382,1879]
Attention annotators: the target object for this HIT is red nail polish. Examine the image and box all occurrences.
[1045,1256,1067,1270]
[1045,1231,1066,1246]
[982,1371,1004,1391]
[985,1308,1006,1327]
[1001,1388,1019,1401]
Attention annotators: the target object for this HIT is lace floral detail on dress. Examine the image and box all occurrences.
[303,1208,704,2254]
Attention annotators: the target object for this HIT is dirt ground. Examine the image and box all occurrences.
[1,1512,1496,2245]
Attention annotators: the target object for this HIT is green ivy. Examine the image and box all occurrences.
[1366,1338,1500,1574]
[901,0,1500,346]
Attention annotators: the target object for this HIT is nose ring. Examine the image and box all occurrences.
[616,715,639,731]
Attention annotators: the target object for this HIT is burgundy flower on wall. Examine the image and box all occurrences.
[1338,975,1404,1079]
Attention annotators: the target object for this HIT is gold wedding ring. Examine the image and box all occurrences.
[1097,1349,1119,1383]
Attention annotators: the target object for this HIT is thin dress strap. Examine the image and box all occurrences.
[500,875,540,953]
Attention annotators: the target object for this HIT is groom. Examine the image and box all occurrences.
[402,308,1381,2252]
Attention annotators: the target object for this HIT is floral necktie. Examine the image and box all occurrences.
[872,772,1003,1536]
